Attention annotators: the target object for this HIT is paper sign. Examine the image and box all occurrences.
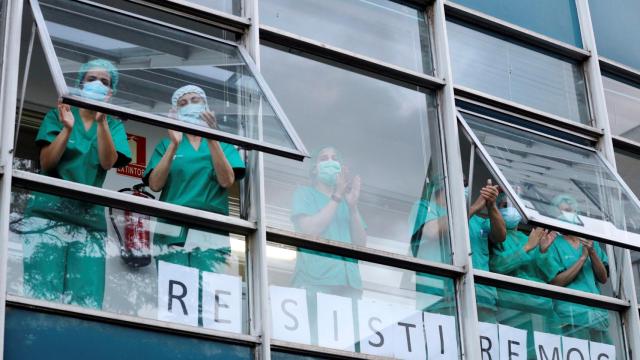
[357,298,395,357]
[157,261,199,326]
[392,307,427,360]
[499,324,527,360]
[317,292,355,351]
[424,312,459,360]
[589,341,616,360]
[202,272,242,333]
[534,331,562,360]
[562,336,590,360]
[269,286,311,344]
[479,322,500,360]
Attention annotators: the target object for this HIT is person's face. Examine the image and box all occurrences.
[177,93,205,108]
[314,147,339,174]
[83,69,111,89]
[559,201,574,212]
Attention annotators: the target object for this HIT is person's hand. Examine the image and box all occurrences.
[525,227,546,252]
[539,230,558,253]
[345,175,361,209]
[57,100,74,130]
[581,238,596,256]
[581,243,590,259]
[202,111,217,129]
[334,166,349,197]
[480,184,500,208]
[168,129,183,145]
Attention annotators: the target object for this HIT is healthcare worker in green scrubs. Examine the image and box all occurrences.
[539,194,610,342]
[144,85,245,273]
[467,180,506,323]
[22,59,132,309]
[290,146,366,346]
[490,194,560,357]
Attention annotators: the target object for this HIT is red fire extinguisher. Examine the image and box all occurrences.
[109,184,155,268]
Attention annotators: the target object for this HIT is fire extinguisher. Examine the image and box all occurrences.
[109,183,155,268]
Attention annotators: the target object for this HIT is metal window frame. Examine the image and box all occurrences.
[6,295,261,346]
[457,108,640,252]
[28,0,309,161]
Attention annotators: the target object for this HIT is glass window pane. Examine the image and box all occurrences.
[8,188,249,333]
[448,21,590,125]
[460,132,616,296]
[603,75,640,143]
[267,242,459,358]
[614,148,640,303]
[5,307,253,359]
[451,0,582,47]
[261,45,451,263]
[590,0,640,71]
[36,0,303,156]
[178,0,241,17]
[260,0,434,74]
[476,285,624,359]
[461,111,640,247]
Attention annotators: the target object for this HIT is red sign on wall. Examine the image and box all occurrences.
[117,133,147,179]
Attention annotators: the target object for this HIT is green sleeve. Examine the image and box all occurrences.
[35,109,63,147]
[221,142,246,180]
[537,244,565,283]
[490,233,532,275]
[109,118,132,168]
[142,139,168,185]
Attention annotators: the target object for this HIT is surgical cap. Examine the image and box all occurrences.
[75,59,119,93]
[172,85,209,108]
[552,194,578,210]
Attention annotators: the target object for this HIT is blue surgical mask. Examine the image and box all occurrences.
[500,207,522,229]
[178,103,206,125]
[560,211,580,225]
[317,160,341,186]
[81,80,110,101]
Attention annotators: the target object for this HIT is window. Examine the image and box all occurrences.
[590,0,640,71]
[30,0,306,160]
[475,285,623,359]
[448,20,590,125]
[458,108,640,250]
[5,307,254,359]
[171,0,242,17]
[261,44,451,263]
[260,0,434,74]
[451,0,582,47]
[267,242,458,358]
[8,188,249,333]
[603,75,640,143]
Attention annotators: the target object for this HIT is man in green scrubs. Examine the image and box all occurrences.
[22,59,132,309]
[467,180,506,322]
[290,146,365,346]
[144,85,246,273]
[538,194,610,342]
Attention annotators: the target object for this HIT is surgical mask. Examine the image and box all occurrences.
[178,103,206,125]
[81,80,110,101]
[560,211,580,225]
[317,160,341,186]
[500,207,522,229]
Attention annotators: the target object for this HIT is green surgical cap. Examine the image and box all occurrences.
[552,193,578,210]
[75,59,119,94]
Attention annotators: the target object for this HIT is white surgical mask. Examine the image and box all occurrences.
[560,211,580,225]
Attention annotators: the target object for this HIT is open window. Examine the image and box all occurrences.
[458,108,640,250]
[28,0,308,160]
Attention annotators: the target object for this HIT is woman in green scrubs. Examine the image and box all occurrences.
[21,59,132,309]
[539,194,610,342]
[290,146,365,346]
[143,85,245,273]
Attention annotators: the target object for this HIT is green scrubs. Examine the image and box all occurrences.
[23,107,131,308]
[409,201,456,315]
[491,229,559,357]
[539,235,610,342]
[468,215,498,322]
[290,186,363,346]
[143,137,245,272]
